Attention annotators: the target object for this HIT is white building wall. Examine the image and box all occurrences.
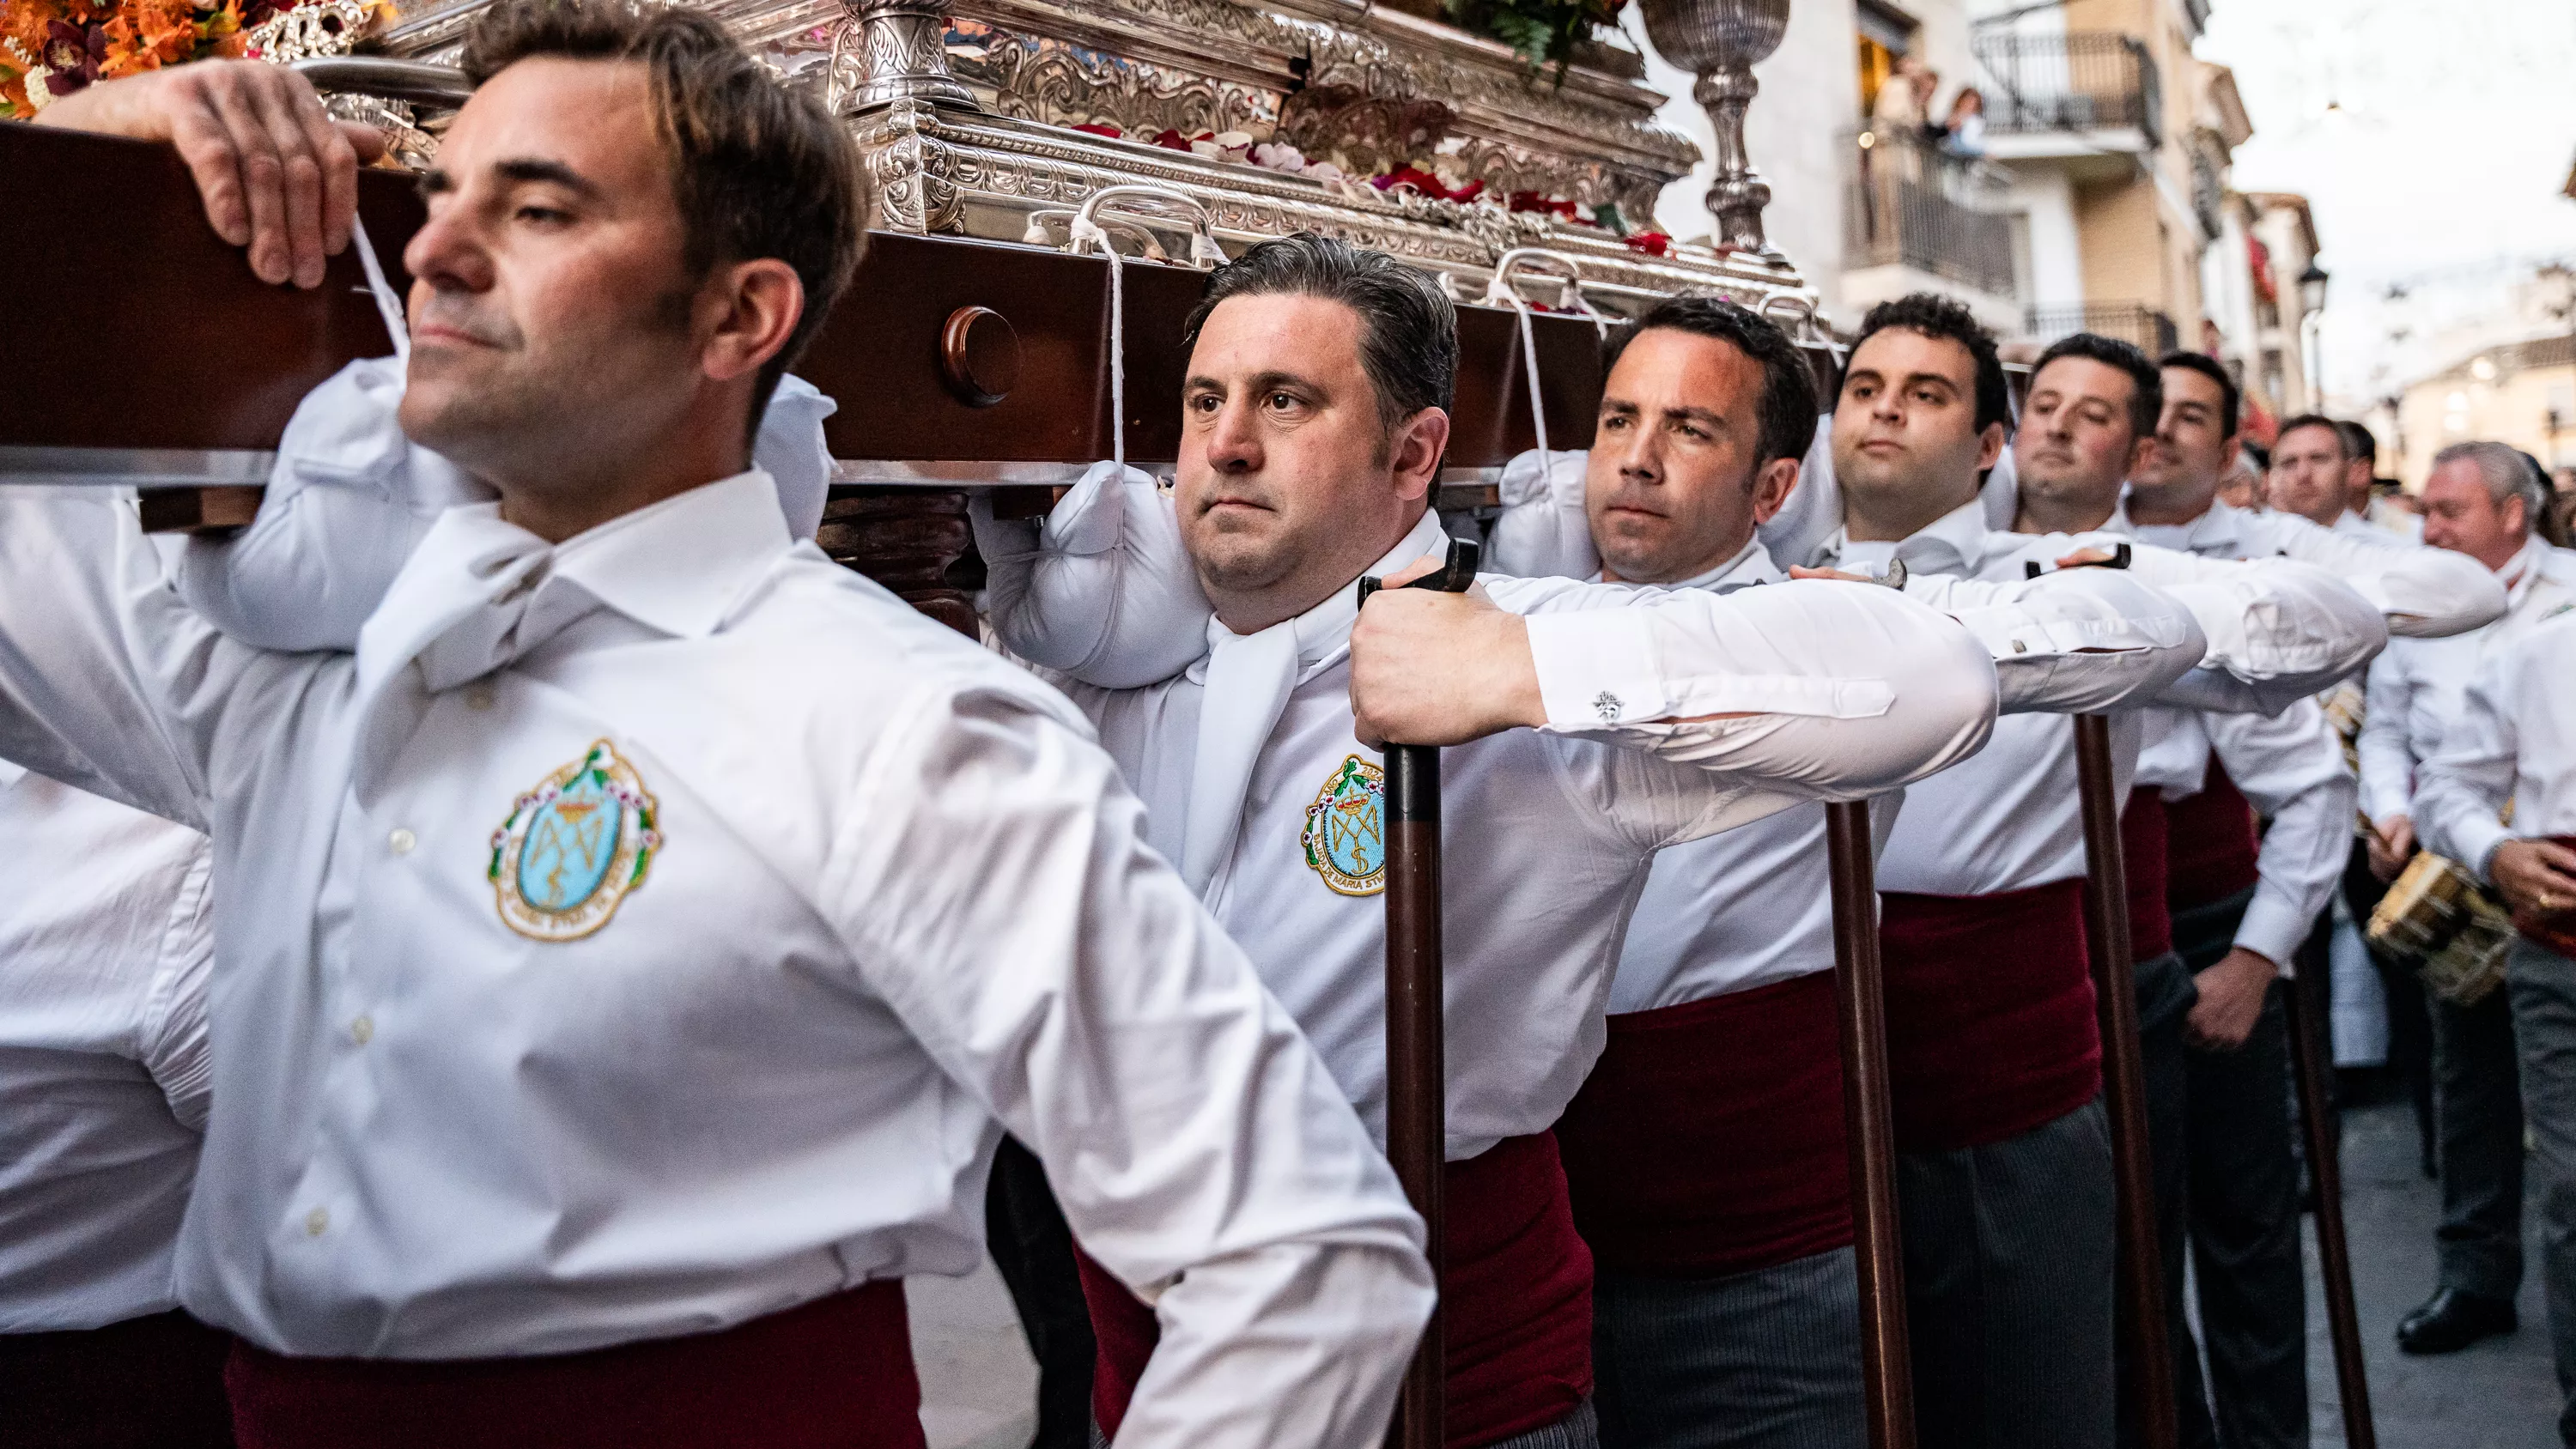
[2002,168,2084,310]
[1639,0,1860,320]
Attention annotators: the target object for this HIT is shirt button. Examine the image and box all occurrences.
[464,684,496,712]
[2012,639,2030,654]
[350,1016,374,1046]
[305,1207,330,1238]
[388,828,416,856]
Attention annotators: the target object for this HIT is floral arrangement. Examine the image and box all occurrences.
[3,0,320,120]
[1443,0,1625,76]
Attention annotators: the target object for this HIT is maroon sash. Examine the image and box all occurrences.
[2166,759,2260,911]
[1878,880,2101,1153]
[2123,788,2174,961]
[225,1282,921,1449]
[1556,972,1850,1279]
[1079,1132,1593,1449]
[2513,836,2576,961]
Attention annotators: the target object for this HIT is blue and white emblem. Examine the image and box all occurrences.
[487,740,661,943]
[1299,755,1385,897]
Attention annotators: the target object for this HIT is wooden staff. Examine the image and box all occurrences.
[1358,537,1479,1449]
[2283,945,2379,1449]
[1824,799,1917,1449]
[2071,712,2178,1449]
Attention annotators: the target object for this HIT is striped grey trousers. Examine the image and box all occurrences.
[1592,1246,1865,1449]
[1899,1098,2117,1449]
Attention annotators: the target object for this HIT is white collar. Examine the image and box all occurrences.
[1814,498,1994,575]
[1188,508,1453,682]
[1645,536,1782,593]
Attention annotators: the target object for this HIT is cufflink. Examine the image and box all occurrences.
[1593,691,1623,722]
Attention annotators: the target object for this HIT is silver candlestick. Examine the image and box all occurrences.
[834,0,978,113]
[1637,0,1789,257]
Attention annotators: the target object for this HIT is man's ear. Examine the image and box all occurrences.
[1750,456,1799,524]
[1388,408,1452,503]
[699,258,805,385]
[2124,432,2158,481]
[1976,419,2008,472]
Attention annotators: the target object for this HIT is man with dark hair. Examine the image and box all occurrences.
[2268,415,2354,530]
[1795,300,2425,1449]
[2016,343,2358,1449]
[2336,420,2379,515]
[2360,440,2576,1360]
[7,13,1446,1447]
[980,238,2007,1449]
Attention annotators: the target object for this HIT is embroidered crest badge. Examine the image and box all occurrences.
[487,740,661,943]
[1299,755,1386,897]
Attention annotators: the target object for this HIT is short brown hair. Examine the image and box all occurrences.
[459,0,870,421]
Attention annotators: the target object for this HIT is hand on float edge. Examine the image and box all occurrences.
[2184,947,2278,1052]
[37,61,386,289]
[2491,838,2576,920]
[1350,560,1544,749]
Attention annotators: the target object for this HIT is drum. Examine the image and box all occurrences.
[2368,851,2516,1006]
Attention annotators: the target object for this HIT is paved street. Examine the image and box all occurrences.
[905,1096,2569,1447]
[2305,1098,2561,1447]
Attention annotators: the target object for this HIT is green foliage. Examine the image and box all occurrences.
[1443,0,1622,78]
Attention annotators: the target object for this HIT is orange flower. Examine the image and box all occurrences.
[100,1,200,76]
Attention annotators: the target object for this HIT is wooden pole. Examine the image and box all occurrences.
[2071,713,2178,1449]
[1361,537,1479,1449]
[2284,949,2380,1449]
[1824,799,1917,1449]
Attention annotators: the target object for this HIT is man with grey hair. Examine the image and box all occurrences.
[2361,438,2576,1355]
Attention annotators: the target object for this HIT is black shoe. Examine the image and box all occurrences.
[2396,1288,2518,1354]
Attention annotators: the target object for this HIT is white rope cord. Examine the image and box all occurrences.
[1485,276,1553,482]
[352,213,409,364]
[1071,215,1126,470]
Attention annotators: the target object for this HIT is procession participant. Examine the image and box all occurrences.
[978,235,2008,1449]
[2336,420,2421,540]
[2027,343,2355,1449]
[0,764,225,1449]
[4,16,1442,1448]
[1801,296,2393,1449]
[2414,612,2576,1446]
[2267,415,2386,537]
[2357,440,2576,1356]
[1510,301,2218,1449]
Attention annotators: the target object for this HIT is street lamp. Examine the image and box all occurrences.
[2298,263,2330,410]
[2299,262,2330,315]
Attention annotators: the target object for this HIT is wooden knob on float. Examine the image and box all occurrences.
[940,305,1020,408]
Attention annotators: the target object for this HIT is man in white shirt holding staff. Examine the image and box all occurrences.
[7,9,1442,1446]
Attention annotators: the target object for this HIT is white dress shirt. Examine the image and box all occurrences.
[2416,610,2576,876]
[1002,508,2000,1160]
[0,479,1432,1449]
[2357,537,2576,825]
[1809,501,2385,898]
[2127,498,2507,640]
[0,761,212,1332]
[2107,500,2374,971]
[1590,543,1842,1014]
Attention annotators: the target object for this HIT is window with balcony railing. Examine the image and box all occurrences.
[2026,303,2180,357]
[1845,131,2018,300]
[1971,33,2161,142]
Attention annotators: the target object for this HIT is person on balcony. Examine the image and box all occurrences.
[1941,87,1988,159]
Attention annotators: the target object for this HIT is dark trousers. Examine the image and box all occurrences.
[2129,894,2309,1449]
[0,1307,236,1449]
[1592,1246,1864,1449]
[2432,982,2527,1300]
[2507,937,2576,1445]
[984,1136,1095,1449]
[1899,1100,2117,1449]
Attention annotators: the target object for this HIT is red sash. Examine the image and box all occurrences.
[2513,836,2576,961]
[2123,788,2174,961]
[225,1282,922,1449]
[2166,759,2260,911]
[1556,972,1850,1279]
[1878,881,2101,1153]
[1079,1132,1593,1449]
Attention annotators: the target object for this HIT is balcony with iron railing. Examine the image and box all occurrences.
[2025,303,2179,357]
[1844,131,2018,306]
[1971,32,2162,155]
